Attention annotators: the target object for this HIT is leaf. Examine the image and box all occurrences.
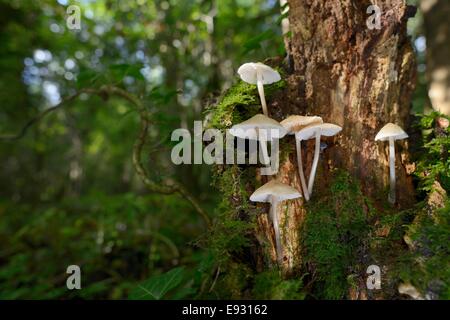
[129,267,186,300]
[109,63,145,82]
[170,281,196,299]
[242,29,275,55]
[76,69,101,88]
[148,86,179,105]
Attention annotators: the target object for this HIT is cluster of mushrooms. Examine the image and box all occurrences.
[228,62,408,263]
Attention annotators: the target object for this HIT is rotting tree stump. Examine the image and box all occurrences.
[255,0,417,287]
[209,0,419,299]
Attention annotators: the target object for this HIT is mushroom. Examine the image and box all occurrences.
[280,115,323,201]
[237,62,281,117]
[375,123,408,204]
[229,114,287,173]
[250,180,302,264]
[296,122,342,196]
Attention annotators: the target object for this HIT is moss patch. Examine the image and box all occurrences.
[302,170,375,299]
[252,270,305,300]
[371,113,450,299]
[393,200,450,299]
[205,72,286,131]
[204,69,288,299]
[414,112,450,194]
[208,165,257,264]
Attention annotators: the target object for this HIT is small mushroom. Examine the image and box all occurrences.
[280,115,323,201]
[375,123,408,204]
[296,123,342,197]
[229,114,287,172]
[237,62,281,117]
[250,180,302,264]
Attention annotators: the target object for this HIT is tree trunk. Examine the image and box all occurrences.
[255,0,417,280]
[421,0,450,116]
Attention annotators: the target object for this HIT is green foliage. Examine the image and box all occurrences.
[129,267,189,300]
[395,201,450,299]
[0,193,203,299]
[0,0,443,301]
[415,112,450,193]
[214,262,253,299]
[302,171,373,299]
[252,271,305,300]
[0,0,286,300]
[372,114,450,299]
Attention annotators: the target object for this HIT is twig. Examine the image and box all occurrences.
[0,88,94,141]
[0,85,212,228]
[209,265,221,293]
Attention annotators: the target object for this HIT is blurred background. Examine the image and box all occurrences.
[0,0,436,298]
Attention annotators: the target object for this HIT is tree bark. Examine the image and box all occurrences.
[255,0,417,278]
[421,0,450,116]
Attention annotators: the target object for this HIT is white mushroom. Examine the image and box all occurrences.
[237,62,281,117]
[296,123,342,197]
[281,115,323,201]
[229,114,287,171]
[250,180,302,264]
[375,123,408,204]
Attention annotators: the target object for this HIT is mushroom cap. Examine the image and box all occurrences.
[229,114,287,141]
[281,115,323,134]
[375,123,408,141]
[296,123,342,140]
[250,180,302,203]
[237,62,281,85]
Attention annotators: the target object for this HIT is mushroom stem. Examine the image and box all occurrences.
[257,129,271,166]
[308,131,321,196]
[256,72,268,117]
[270,196,283,264]
[388,137,396,204]
[295,137,309,201]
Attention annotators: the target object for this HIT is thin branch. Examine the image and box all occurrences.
[0,88,95,141]
[0,85,212,228]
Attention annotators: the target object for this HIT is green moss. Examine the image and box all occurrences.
[206,71,286,250]
[204,67,288,299]
[208,165,257,265]
[414,112,450,194]
[302,170,374,299]
[371,113,450,299]
[383,112,450,299]
[393,201,450,299]
[216,262,253,299]
[205,74,286,131]
[207,81,258,130]
[252,270,305,300]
